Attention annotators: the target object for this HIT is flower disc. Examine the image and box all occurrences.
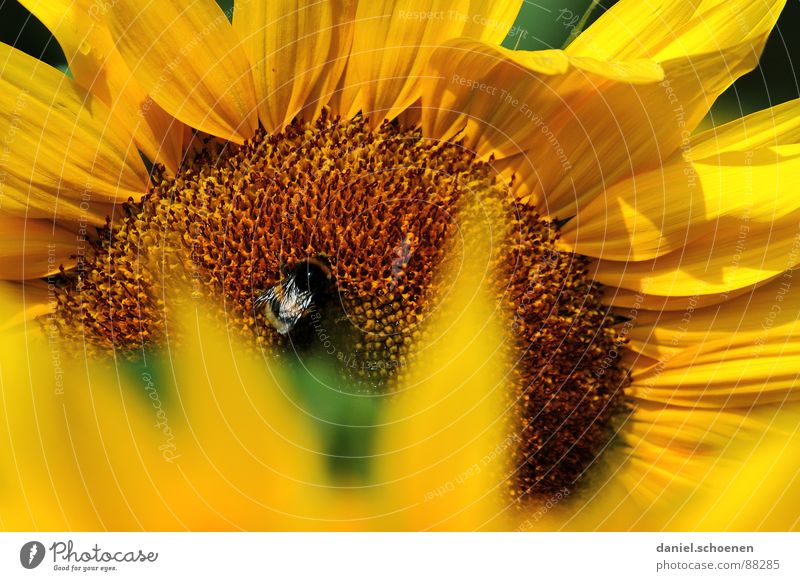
[49,113,628,498]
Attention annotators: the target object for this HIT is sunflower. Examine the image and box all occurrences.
[0,0,798,531]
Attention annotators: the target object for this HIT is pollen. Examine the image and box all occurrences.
[48,112,628,500]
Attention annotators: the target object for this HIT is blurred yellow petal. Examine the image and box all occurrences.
[0,293,330,530]
[0,43,148,223]
[678,410,800,531]
[20,0,184,172]
[374,216,510,531]
[106,0,258,143]
[233,0,355,133]
[160,310,329,530]
[624,406,800,531]
[542,403,799,530]
[462,0,523,43]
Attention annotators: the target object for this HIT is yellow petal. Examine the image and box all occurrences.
[0,281,51,333]
[105,0,258,143]
[422,0,782,218]
[233,0,356,133]
[462,0,523,43]
[344,0,523,120]
[0,43,148,224]
[558,405,800,530]
[629,333,800,408]
[586,402,796,525]
[602,281,769,311]
[20,0,184,172]
[561,144,800,260]
[651,0,784,61]
[626,406,768,454]
[420,38,698,217]
[591,215,800,296]
[0,215,81,280]
[688,97,800,160]
[565,0,695,60]
[625,275,800,362]
[567,0,784,62]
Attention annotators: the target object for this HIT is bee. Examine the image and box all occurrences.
[254,257,334,335]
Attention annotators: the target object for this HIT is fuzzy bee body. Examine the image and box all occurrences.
[254,257,333,335]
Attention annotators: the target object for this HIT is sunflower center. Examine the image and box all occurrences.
[49,113,627,499]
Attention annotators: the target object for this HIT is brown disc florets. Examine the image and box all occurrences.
[47,112,628,499]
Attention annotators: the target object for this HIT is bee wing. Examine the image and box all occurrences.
[255,276,315,334]
[253,285,279,310]
[275,277,315,329]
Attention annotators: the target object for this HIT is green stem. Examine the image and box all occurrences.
[562,0,602,49]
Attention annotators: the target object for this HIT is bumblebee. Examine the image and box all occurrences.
[254,257,334,335]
